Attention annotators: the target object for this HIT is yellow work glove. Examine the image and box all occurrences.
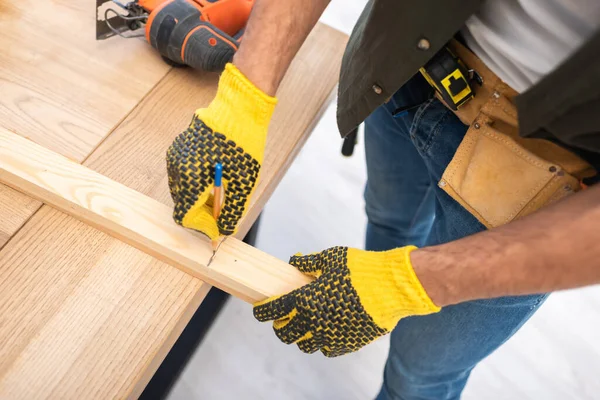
[253,246,440,357]
[167,64,277,239]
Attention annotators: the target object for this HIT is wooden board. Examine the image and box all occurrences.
[0,207,209,399]
[0,22,347,399]
[0,186,40,248]
[0,0,171,252]
[0,0,170,161]
[0,127,313,302]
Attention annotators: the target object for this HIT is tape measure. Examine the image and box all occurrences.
[419,46,475,111]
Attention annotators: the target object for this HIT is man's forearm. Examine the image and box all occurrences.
[233,0,331,96]
[413,184,600,307]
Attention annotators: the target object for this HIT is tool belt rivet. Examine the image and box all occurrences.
[372,84,383,95]
[439,180,447,187]
[474,122,481,129]
[417,38,431,51]
[549,166,558,173]
[493,91,501,99]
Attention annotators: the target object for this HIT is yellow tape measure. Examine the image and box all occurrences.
[419,47,474,110]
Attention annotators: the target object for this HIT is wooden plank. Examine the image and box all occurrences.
[0,186,40,248]
[0,0,171,161]
[0,206,209,399]
[0,127,312,302]
[0,22,347,399]
[0,0,172,248]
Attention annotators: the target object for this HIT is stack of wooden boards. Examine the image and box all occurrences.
[0,1,347,398]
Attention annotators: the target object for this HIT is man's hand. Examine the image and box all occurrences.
[167,64,276,239]
[166,0,331,238]
[253,246,440,357]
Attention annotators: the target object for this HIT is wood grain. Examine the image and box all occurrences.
[0,186,40,248]
[0,0,170,161]
[0,0,171,250]
[0,127,312,302]
[0,207,208,399]
[0,22,347,399]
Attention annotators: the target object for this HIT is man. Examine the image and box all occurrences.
[166,0,600,398]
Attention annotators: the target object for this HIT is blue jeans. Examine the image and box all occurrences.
[365,74,548,400]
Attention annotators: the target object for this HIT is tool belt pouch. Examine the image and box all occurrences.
[435,40,596,229]
[439,91,593,228]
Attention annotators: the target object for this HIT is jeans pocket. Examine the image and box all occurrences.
[409,97,454,155]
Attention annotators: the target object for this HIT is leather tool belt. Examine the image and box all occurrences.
[433,41,597,228]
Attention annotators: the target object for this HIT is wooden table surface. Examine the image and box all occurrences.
[0,1,347,398]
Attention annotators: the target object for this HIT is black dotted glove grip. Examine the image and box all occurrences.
[167,116,260,235]
[253,247,388,357]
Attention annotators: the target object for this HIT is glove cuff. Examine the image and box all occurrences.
[196,63,278,162]
[349,246,441,331]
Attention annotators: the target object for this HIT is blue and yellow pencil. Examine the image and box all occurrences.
[212,163,223,251]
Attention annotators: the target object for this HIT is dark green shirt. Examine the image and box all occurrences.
[337,0,600,167]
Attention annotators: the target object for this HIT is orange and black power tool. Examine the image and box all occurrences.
[96,0,254,72]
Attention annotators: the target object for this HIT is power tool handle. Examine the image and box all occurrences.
[146,0,239,72]
[180,22,238,71]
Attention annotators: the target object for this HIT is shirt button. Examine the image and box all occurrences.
[417,38,430,51]
[372,84,383,95]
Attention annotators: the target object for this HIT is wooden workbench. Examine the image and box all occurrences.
[0,1,347,398]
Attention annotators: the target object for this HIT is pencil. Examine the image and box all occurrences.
[212,163,223,251]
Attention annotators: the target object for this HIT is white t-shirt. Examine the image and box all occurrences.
[463,0,600,93]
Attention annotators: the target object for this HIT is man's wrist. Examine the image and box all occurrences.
[232,56,280,97]
[410,247,457,308]
[229,0,331,97]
